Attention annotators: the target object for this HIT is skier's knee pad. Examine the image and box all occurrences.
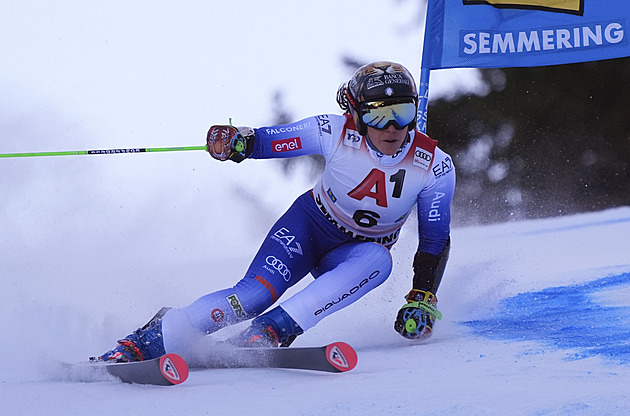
[366,242,393,276]
[314,242,392,279]
[348,242,393,282]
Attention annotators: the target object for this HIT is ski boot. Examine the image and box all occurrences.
[94,307,170,363]
[394,289,443,340]
[230,306,304,348]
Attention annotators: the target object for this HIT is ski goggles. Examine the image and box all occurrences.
[360,99,417,130]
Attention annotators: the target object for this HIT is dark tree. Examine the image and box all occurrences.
[427,57,630,224]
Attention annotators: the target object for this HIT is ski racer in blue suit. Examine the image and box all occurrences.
[97,61,456,362]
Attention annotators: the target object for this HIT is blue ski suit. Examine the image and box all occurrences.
[161,113,455,351]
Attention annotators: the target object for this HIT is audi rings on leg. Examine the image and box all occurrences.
[264,255,292,282]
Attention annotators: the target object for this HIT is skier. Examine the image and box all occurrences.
[97,61,455,363]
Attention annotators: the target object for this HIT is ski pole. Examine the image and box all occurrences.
[0,145,207,158]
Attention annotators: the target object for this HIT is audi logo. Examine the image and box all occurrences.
[415,149,432,161]
[265,256,292,282]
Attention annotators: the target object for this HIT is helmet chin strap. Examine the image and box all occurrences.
[364,132,379,152]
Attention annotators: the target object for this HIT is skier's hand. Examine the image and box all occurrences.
[206,125,254,163]
[394,289,442,340]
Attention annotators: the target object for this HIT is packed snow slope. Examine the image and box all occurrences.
[1,155,629,415]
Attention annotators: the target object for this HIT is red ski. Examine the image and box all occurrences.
[190,341,358,373]
[62,342,356,386]
[106,353,189,385]
[61,353,189,386]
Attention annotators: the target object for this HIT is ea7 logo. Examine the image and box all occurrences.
[271,227,304,258]
[462,0,584,15]
[432,156,454,179]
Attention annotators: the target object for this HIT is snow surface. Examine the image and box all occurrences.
[3,1,627,414]
[1,150,629,415]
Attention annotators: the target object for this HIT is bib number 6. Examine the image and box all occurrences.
[352,209,380,228]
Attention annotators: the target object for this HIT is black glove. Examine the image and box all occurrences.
[394,289,442,340]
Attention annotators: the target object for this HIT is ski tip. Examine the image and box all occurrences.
[159,353,189,385]
[326,342,358,372]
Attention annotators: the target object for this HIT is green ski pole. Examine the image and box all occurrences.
[0,145,207,158]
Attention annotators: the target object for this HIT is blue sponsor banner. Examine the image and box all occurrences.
[422,0,630,69]
[417,0,630,132]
